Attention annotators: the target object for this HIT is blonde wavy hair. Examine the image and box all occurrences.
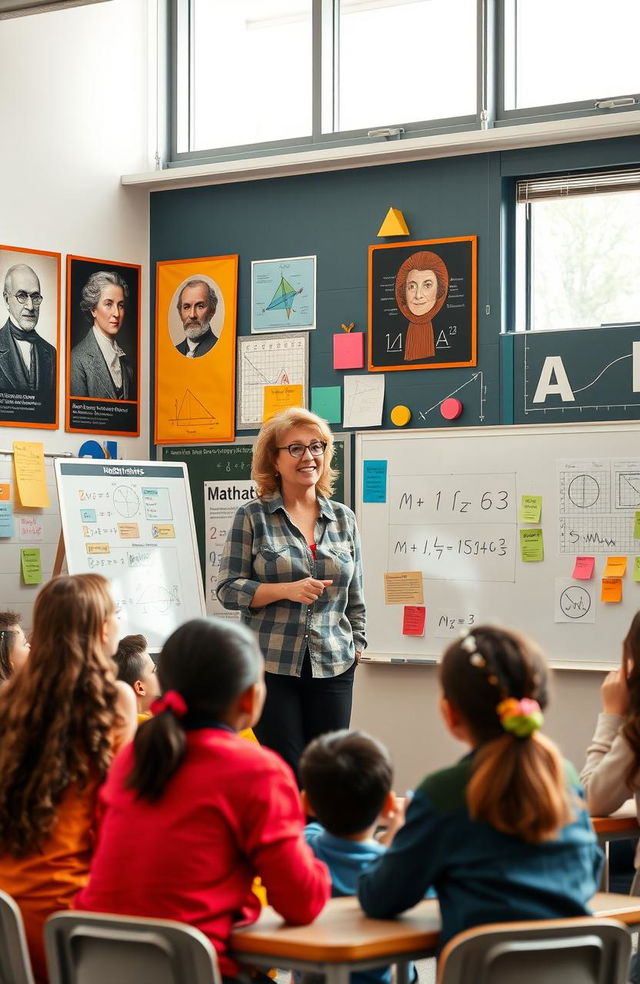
[252,407,337,497]
[0,574,120,856]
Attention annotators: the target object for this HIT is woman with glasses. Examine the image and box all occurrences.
[0,574,136,983]
[217,407,366,781]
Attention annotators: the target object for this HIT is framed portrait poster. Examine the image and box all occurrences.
[0,243,60,429]
[155,255,238,444]
[66,256,141,436]
[368,236,477,372]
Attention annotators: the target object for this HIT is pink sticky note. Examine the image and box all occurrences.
[333,332,364,370]
[402,605,426,637]
[573,556,595,580]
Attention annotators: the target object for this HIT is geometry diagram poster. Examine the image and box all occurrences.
[251,255,316,333]
[368,237,477,372]
[155,255,238,444]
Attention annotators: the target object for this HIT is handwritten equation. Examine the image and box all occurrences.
[389,524,516,582]
[389,474,516,524]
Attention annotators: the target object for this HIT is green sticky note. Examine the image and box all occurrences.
[520,528,544,562]
[634,557,640,582]
[21,547,42,585]
[519,494,542,523]
[311,386,341,424]
[634,512,640,539]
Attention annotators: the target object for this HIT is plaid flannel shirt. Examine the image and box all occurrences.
[216,494,366,677]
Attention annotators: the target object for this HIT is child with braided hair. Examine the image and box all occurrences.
[358,625,602,954]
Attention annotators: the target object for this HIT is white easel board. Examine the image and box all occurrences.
[356,423,640,669]
[55,459,205,648]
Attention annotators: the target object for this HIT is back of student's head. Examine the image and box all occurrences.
[127,618,263,801]
[114,634,148,686]
[0,574,119,856]
[300,730,393,836]
[0,610,21,682]
[620,612,640,784]
[440,625,570,844]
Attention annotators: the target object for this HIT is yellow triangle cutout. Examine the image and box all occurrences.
[377,207,410,237]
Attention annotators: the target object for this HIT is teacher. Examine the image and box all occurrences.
[216,407,366,779]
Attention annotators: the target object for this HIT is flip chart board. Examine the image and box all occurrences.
[55,459,205,649]
[356,423,640,669]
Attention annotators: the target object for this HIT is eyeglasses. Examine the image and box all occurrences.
[12,291,43,307]
[277,441,327,459]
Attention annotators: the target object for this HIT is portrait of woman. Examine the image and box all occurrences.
[70,270,135,401]
[395,250,449,362]
[216,407,366,782]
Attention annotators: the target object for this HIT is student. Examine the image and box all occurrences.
[77,618,331,981]
[114,633,160,722]
[0,610,30,682]
[0,574,136,984]
[358,625,602,954]
[300,730,406,984]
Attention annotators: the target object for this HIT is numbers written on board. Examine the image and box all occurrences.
[394,537,508,559]
[398,489,510,514]
[389,475,516,525]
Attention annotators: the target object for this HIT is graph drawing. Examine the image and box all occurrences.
[237,332,308,428]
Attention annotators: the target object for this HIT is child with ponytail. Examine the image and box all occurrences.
[358,625,602,951]
[77,618,330,982]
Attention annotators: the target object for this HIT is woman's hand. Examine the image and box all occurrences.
[285,578,333,605]
[601,667,630,716]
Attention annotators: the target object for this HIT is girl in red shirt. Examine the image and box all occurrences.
[77,618,330,981]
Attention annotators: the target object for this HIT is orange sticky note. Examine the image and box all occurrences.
[573,556,595,580]
[402,606,426,637]
[263,384,303,422]
[333,332,364,370]
[604,556,627,578]
[601,577,623,603]
[0,484,10,501]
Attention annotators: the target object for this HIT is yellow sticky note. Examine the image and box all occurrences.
[604,556,627,578]
[634,558,640,582]
[383,571,424,606]
[263,384,304,422]
[13,441,49,508]
[20,547,42,585]
[520,528,544,562]
[634,512,640,539]
[601,577,622,603]
[519,495,542,523]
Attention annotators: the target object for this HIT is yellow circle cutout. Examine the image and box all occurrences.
[391,404,411,427]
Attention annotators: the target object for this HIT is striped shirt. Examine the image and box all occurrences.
[216,494,366,678]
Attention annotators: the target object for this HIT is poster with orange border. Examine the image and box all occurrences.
[368,236,477,372]
[66,255,141,436]
[155,255,238,444]
[0,243,60,429]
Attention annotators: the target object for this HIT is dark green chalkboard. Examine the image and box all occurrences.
[161,438,349,577]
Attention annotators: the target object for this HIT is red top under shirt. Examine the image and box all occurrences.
[76,728,330,976]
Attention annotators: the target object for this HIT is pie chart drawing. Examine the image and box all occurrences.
[568,474,600,509]
[113,486,140,518]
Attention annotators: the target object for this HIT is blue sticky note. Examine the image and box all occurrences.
[311,386,341,424]
[0,502,15,537]
[363,460,388,503]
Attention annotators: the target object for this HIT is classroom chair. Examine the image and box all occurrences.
[436,916,631,984]
[44,911,221,984]
[0,889,35,984]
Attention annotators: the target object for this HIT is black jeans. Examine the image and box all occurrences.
[253,652,355,783]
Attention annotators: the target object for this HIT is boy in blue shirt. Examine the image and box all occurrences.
[300,730,407,984]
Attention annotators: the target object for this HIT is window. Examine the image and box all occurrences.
[515,170,640,332]
[501,0,640,117]
[170,0,640,165]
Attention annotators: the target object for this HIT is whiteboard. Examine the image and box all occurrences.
[356,424,640,669]
[55,459,205,649]
[0,451,62,630]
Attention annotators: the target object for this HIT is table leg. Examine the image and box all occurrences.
[324,966,351,984]
[396,960,411,984]
[601,841,610,892]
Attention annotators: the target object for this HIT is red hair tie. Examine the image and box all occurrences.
[151,690,187,718]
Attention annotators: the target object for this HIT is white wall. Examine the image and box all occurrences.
[0,0,151,458]
[352,662,607,791]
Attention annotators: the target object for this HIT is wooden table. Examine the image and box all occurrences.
[230,893,640,984]
[591,800,639,890]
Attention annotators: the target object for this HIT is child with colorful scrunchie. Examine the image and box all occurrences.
[359,625,602,955]
[76,618,330,983]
